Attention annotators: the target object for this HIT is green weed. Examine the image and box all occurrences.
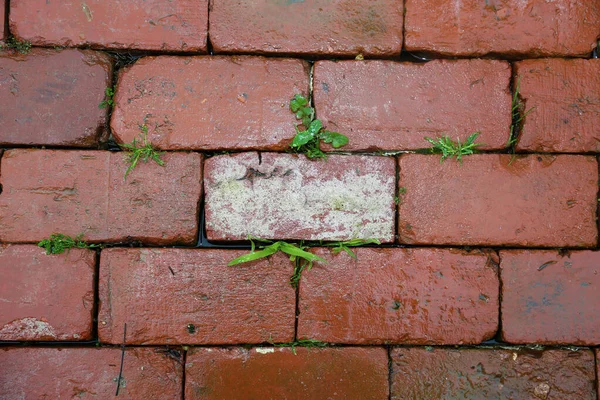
[119,125,165,180]
[322,238,380,259]
[228,236,326,267]
[99,87,115,109]
[424,132,481,163]
[289,94,349,159]
[507,76,534,151]
[38,233,101,255]
[272,339,328,355]
[1,36,32,54]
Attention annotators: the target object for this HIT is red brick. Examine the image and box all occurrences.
[0,49,111,147]
[500,250,600,345]
[98,249,295,344]
[0,1,5,41]
[515,59,600,153]
[111,56,309,150]
[0,347,182,399]
[0,150,201,244]
[391,348,596,399]
[398,154,598,247]
[9,0,207,52]
[186,347,389,399]
[314,59,511,151]
[205,152,395,242]
[0,245,94,341]
[210,0,403,57]
[298,248,498,344]
[405,0,600,57]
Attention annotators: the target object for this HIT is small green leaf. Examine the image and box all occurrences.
[320,131,349,148]
[227,243,281,266]
[292,127,317,148]
[307,120,323,136]
[290,94,308,112]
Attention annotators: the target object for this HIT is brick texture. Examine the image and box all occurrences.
[98,249,295,344]
[186,347,389,399]
[501,250,600,345]
[398,154,598,247]
[0,348,183,399]
[391,348,597,399]
[0,49,112,147]
[405,0,600,57]
[0,0,5,41]
[298,248,498,344]
[314,59,511,151]
[210,0,403,57]
[0,245,94,341]
[9,0,207,51]
[111,56,309,150]
[0,150,202,244]
[515,59,600,153]
[204,153,396,242]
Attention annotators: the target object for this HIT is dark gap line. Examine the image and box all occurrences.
[206,0,214,56]
[91,249,101,341]
[3,0,9,40]
[181,348,187,400]
[387,345,393,400]
[596,156,600,250]
[495,250,504,343]
[293,257,300,342]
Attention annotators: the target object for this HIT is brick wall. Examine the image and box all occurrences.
[1,0,599,398]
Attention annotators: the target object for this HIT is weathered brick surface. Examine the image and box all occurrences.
[0,245,95,341]
[9,0,207,52]
[298,248,498,344]
[186,347,389,399]
[0,1,5,41]
[314,59,511,151]
[0,150,202,244]
[391,348,597,399]
[501,250,600,345]
[398,154,598,247]
[98,249,295,344]
[515,59,600,153]
[405,0,600,57]
[210,0,403,57]
[205,153,395,242]
[111,56,309,150]
[0,347,182,399]
[0,49,111,147]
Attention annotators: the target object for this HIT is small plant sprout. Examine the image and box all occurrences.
[99,87,115,109]
[508,76,535,151]
[289,94,349,159]
[38,233,101,255]
[119,124,165,180]
[323,238,381,259]
[0,36,32,54]
[228,236,326,267]
[424,132,481,163]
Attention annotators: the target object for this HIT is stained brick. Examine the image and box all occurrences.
[0,245,94,341]
[398,154,598,247]
[0,49,111,147]
[298,248,498,344]
[500,250,600,345]
[204,152,396,242]
[98,249,295,344]
[404,0,600,57]
[515,59,600,153]
[111,56,309,150]
[9,0,207,51]
[391,348,597,399]
[0,150,202,245]
[186,347,389,399]
[0,347,183,399]
[210,0,403,57]
[314,59,511,151]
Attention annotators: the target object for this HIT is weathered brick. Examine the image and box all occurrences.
[111,56,309,150]
[398,154,598,247]
[0,347,182,399]
[298,248,498,344]
[210,0,403,57]
[205,153,396,242]
[314,59,511,151]
[391,348,597,399]
[98,249,295,344]
[0,245,94,341]
[0,150,201,244]
[9,0,207,51]
[500,250,600,345]
[0,1,5,41]
[186,347,389,399]
[405,0,600,57]
[0,49,111,147]
[515,59,600,153]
